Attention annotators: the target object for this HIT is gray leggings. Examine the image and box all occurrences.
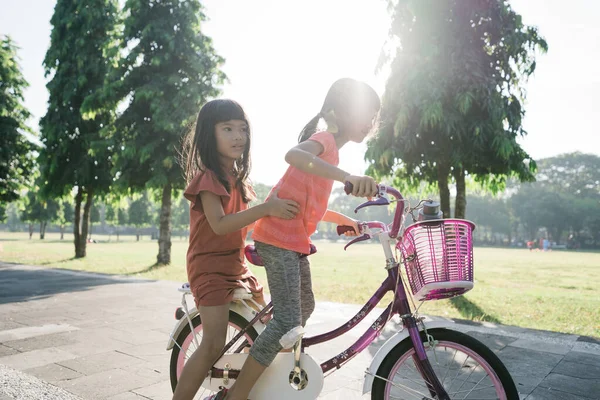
[249,241,315,367]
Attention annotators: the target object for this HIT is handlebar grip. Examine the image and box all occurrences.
[337,225,356,236]
[344,181,353,195]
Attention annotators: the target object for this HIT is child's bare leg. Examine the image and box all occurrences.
[225,355,267,400]
[172,304,230,400]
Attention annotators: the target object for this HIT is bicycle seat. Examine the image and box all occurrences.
[244,244,317,266]
[178,283,253,301]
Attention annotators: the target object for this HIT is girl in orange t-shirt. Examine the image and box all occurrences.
[172,99,299,400]
[214,79,381,400]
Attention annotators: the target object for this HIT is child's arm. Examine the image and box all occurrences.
[200,189,299,235]
[322,209,360,236]
[285,141,377,197]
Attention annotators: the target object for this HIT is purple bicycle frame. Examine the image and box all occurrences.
[210,265,449,398]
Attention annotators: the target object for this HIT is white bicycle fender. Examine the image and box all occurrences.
[362,320,453,394]
[166,302,266,350]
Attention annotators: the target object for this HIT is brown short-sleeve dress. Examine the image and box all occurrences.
[184,169,264,308]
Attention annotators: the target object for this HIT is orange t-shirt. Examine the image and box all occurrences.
[252,131,339,254]
[184,169,262,307]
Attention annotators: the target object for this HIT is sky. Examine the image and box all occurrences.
[1,0,598,186]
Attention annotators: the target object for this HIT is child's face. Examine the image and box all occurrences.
[215,119,249,164]
[341,106,379,143]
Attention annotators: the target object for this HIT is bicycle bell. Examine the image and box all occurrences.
[418,201,443,221]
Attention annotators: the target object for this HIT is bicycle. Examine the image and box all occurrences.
[167,183,519,399]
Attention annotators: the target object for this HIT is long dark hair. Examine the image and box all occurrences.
[182,99,254,203]
[298,78,381,143]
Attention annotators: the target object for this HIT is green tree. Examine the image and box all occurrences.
[367,0,547,218]
[5,203,21,231]
[89,201,102,240]
[0,36,35,210]
[172,195,190,240]
[128,194,152,241]
[53,199,74,240]
[21,191,59,240]
[118,205,129,241]
[535,153,600,199]
[466,195,513,243]
[250,183,272,206]
[83,0,226,265]
[106,197,129,241]
[38,1,119,258]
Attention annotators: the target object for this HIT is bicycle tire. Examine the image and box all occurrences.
[169,311,259,392]
[371,328,519,400]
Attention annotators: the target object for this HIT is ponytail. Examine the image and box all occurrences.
[297,113,322,143]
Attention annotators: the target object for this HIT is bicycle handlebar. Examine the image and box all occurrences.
[343,182,405,238]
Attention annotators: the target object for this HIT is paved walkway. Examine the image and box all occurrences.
[0,261,599,399]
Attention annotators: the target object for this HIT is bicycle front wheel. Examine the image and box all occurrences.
[371,328,518,400]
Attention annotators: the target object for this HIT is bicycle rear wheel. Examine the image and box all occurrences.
[169,311,258,395]
[371,328,518,399]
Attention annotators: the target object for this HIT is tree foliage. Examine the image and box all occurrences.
[83,0,226,264]
[0,36,35,210]
[367,0,547,218]
[38,0,120,257]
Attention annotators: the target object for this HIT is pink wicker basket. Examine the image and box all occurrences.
[398,219,475,301]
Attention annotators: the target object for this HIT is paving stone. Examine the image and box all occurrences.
[117,341,167,359]
[0,347,77,370]
[496,346,564,379]
[552,359,600,380]
[513,375,544,396]
[106,392,150,400]
[572,341,600,356]
[0,323,78,342]
[3,331,78,352]
[466,331,518,352]
[509,338,572,355]
[319,386,368,399]
[58,350,146,376]
[55,368,156,399]
[132,380,173,399]
[25,362,83,382]
[0,319,25,331]
[0,344,18,357]
[120,363,166,385]
[527,386,596,400]
[538,373,600,398]
[563,351,600,368]
[55,336,132,357]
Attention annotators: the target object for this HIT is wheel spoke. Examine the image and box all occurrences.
[380,334,511,400]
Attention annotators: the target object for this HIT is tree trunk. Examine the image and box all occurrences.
[75,188,93,258]
[437,163,451,218]
[74,188,83,257]
[29,223,33,239]
[453,166,467,219]
[81,189,93,253]
[88,222,93,240]
[136,229,140,241]
[157,183,172,265]
[116,226,119,242]
[60,225,65,240]
[39,221,46,239]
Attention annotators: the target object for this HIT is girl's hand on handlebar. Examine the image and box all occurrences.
[344,175,378,198]
[337,219,361,237]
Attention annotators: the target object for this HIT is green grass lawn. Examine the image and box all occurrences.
[1,231,599,338]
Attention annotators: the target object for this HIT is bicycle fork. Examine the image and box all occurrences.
[404,316,450,400]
